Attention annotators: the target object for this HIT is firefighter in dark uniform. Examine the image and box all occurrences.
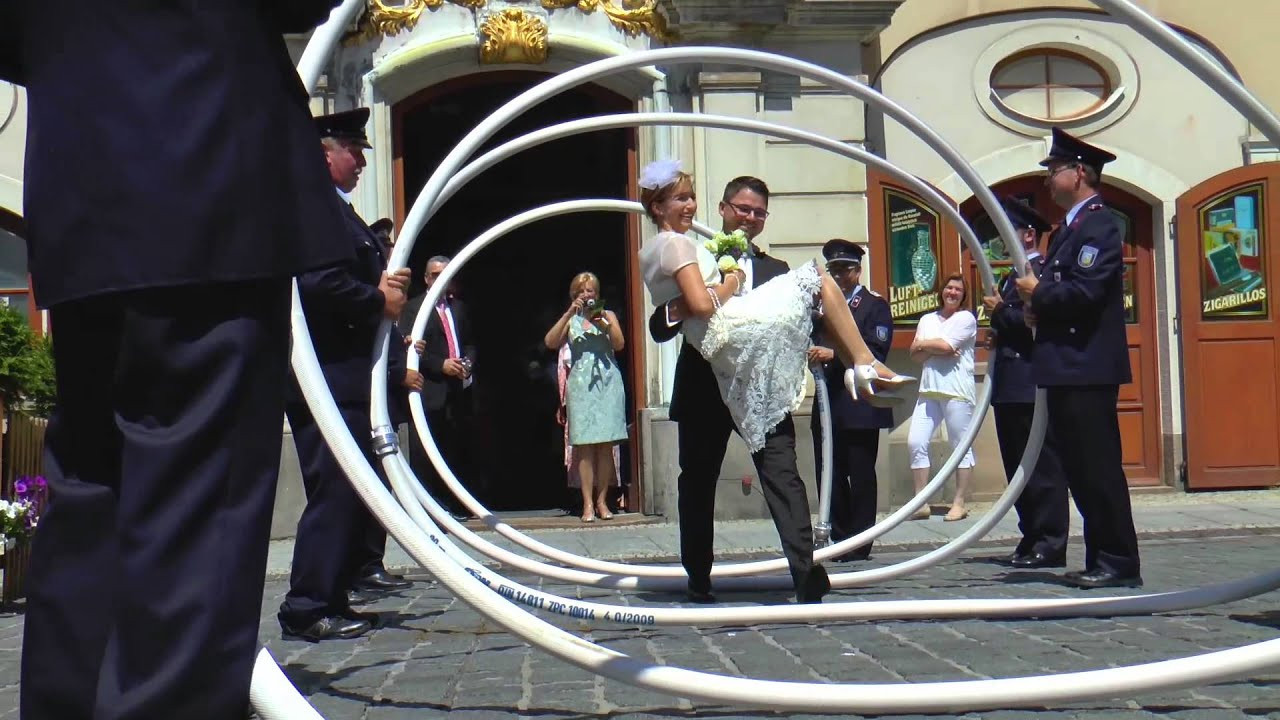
[1015,127,1142,589]
[809,239,894,562]
[982,197,1069,569]
[279,108,415,643]
[6,3,354,716]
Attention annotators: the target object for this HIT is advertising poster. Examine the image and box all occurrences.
[885,189,941,326]
[1199,184,1268,319]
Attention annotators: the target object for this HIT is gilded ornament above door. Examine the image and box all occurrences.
[358,0,670,42]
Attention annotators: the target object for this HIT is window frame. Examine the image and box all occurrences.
[990,48,1113,122]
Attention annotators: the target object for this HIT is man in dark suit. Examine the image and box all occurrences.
[398,255,479,519]
[982,197,1069,569]
[279,108,414,643]
[648,176,829,604]
[5,3,354,717]
[1016,127,1141,589]
[808,239,893,563]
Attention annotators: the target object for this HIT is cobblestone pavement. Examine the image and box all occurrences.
[3,534,1280,719]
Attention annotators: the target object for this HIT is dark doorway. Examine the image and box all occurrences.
[394,72,637,512]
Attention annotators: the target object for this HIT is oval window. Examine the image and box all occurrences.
[990,50,1112,121]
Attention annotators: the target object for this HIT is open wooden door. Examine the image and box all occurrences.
[1177,163,1280,490]
[960,177,1162,487]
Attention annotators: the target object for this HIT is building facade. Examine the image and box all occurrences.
[1,1,1277,530]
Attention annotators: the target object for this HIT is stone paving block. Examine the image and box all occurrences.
[364,708,445,719]
[300,692,370,720]
[383,671,458,705]
[1064,707,1167,712]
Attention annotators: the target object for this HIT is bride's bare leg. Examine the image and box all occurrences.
[817,273,910,382]
[818,274,875,367]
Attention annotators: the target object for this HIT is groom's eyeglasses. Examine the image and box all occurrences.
[728,202,770,219]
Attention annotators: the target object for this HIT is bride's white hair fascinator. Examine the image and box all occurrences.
[638,158,683,190]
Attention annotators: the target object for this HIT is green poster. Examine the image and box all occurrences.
[885,189,941,325]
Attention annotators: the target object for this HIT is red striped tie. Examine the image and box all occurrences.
[436,302,459,358]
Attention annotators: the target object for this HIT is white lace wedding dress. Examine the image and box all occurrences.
[640,230,822,452]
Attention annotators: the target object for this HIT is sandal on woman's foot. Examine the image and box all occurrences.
[581,514,595,523]
[596,507,613,521]
[910,506,931,521]
[944,506,969,522]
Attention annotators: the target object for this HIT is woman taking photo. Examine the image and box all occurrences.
[545,272,627,522]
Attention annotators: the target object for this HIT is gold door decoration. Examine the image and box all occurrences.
[479,8,549,64]
[540,0,671,40]
[364,0,486,38]
[356,0,671,43]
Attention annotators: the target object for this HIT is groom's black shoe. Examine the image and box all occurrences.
[686,583,716,604]
[796,566,831,604]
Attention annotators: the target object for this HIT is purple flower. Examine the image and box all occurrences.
[13,481,27,496]
[34,476,46,488]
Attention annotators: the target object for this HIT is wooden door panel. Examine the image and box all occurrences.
[1117,410,1147,467]
[1118,346,1143,404]
[1195,339,1279,468]
[1178,164,1280,489]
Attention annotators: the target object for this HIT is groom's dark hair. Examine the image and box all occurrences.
[722,176,770,204]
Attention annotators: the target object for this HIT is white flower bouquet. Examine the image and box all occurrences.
[703,228,750,274]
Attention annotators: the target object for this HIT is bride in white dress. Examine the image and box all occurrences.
[638,161,916,452]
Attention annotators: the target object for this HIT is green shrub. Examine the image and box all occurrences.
[0,305,55,418]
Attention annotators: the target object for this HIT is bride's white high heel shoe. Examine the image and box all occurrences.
[844,362,917,408]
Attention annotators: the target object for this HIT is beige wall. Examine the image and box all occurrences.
[879,0,1280,124]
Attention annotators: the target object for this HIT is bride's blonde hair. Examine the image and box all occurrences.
[640,172,694,225]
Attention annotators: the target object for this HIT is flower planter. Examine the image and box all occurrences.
[1,536,30,605]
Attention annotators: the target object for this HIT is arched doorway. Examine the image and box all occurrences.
[393,71,640,513]
[959,175,1163,487]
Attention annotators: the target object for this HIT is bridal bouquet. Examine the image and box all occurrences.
[704,228,750,274]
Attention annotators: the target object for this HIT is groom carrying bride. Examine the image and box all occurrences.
[648,175,831,604]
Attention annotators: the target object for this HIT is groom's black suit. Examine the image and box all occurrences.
[648,247,828,601]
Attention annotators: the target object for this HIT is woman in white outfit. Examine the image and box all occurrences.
[636,160,915,452]
[907,273,978,521]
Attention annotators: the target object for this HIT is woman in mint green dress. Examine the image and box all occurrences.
[544,272,628,522]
